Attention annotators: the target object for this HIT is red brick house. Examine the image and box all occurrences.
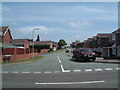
[91,36,97,48]
[86,38,93,48]
[11,39,29,48]
[0,26,12,43]
[83,40,88,48]
[102,28,120,59]
[71,42,77,48]
[82,37,96,49]
[52,41,58,51]
[0,26,39,62]
[52,41,58,47]
[96,33,110,48]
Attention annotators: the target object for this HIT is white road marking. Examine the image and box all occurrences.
[85,69,92,72]
[54,71,61,73]
[57,56,61,63]
[2,72,8,74]
[3,67,116,74]
[64,70,70,73]
[35,80,105,85]
[95,69,103,71]
[115,68,120,70]
[105,68,113,71]
[44,71,52,74]
[22,72,30,74]
[34,72,41,74]
[57,56,67,73]
[60,64,65,72]
[59,60,61,63]
[74,70,81,72]
[12,72,18,74]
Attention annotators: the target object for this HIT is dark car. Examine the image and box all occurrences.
[72,48,96,62]
[65,49,70,53]
[92,51,102,57]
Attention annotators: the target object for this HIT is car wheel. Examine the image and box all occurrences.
[92,57,96,62]
[72,56,76,61]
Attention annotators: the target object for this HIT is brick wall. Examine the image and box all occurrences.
[3,29,12,43]
[2,48,37,55]
[41,49,49,53]
[2,48,15,55]
[24,40,29,48]
[0,47,2,63]
[2,48,49,62]
[0,55,2,63]
[2,53,38,62]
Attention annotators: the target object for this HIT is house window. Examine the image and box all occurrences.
[112,33,115,41]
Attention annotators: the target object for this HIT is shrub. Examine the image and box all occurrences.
[30,45,50,53]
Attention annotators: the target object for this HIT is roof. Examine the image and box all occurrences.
[97,33,110,38]
[104,42,115,47]
[0,43,16,48]
[34,41,53,45]
[0,26,12,43]
[52,42,58,46]
[92,36,97,40]
[112,28,120,33]
[0,26,9,36]
[11,39,28,44]
[72,42,77,46]
[87,38,93,41]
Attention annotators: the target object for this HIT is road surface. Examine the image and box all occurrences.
[2,49,119,88]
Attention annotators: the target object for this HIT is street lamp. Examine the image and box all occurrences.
[32,28,40,60]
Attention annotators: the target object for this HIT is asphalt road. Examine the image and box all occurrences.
[2,49,119,88]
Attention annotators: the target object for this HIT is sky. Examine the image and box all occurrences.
[1,2,118,44]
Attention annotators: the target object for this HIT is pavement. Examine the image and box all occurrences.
[2,49,120,88]
[95,57,120,64]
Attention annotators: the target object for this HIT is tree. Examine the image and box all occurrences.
[58,39,67,47]
[36,35,40,41]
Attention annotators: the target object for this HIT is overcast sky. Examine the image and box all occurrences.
[1,2,118,44]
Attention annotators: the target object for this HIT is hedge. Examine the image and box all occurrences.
[29,45,50,52]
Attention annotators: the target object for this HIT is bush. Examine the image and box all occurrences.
[30,45,50,53]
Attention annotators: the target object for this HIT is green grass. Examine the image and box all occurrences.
[1,56,44,65]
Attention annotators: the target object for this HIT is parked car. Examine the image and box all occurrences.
[92,51,102,57]
[72,48,96,62]
[65,49,70,53]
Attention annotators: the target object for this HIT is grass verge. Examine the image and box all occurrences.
[1,56,44,65]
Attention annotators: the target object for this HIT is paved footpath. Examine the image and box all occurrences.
[96,57,120,64]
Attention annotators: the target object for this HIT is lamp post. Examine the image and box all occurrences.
[32,28,40,60]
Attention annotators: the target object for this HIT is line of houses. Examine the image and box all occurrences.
[72,28,120,59]
[0,26,58,62]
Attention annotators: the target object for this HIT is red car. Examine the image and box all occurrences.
[72,48,96,62]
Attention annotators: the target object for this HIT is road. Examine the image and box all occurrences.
[2,49,119,88]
